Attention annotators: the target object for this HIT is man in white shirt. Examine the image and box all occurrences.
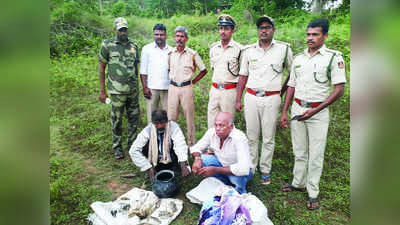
[190,112,253,194]
[140,24,170,123]
[129,109,190,181]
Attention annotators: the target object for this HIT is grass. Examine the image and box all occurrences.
[50,13,350,225]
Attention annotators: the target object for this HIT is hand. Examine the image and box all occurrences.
[192,157,202,176]
[197,166,216,177]
[181,164,190,178]
[280,112,289,128]
[234,101,243,112]
[143,87,152,100]
[147,167,155,182]
[99,91,108,103]
[297,108,318,121]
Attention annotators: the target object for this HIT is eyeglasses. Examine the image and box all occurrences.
[118,27,128,32]
[258,26,273,30]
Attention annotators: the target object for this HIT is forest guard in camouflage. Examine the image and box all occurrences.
[98,17,140,160]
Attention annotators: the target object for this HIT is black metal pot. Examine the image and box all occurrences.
[152,170,180,198]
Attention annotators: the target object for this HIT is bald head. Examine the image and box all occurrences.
[215,112,233,125]
[214,112,234,140]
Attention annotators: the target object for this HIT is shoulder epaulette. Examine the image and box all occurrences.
[186,47,197,55]
[325,48,342,56]
[241,43,256,51]
[275,40,290,47]
[210,41,219,49]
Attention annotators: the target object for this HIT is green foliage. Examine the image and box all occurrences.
[112,1,126,17]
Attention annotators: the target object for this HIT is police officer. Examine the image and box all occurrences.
[168,26,208,146]
[236,15,293,185]
[208,14,242,128]
[280,19,346,210]
[98,17,140,159]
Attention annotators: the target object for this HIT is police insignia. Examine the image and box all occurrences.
[338,61,344,69]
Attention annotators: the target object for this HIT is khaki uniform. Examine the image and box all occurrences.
[208,40,242,128]
[168,47,206,145]
[239,40,293,174]
[287,45,346,198]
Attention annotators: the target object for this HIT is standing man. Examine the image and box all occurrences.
[208,14,242,128]
[191,112,253,194]
[280,19,346,210]
[98,17,140,160]
[168,26,208,146]
[235,16,293,185]
[140,24,170,123]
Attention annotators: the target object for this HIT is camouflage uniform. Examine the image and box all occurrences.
[99,37,140,153]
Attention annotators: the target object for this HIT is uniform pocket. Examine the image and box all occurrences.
[110,52,120,63]
[314,66,329,83]
[271,63,283,74]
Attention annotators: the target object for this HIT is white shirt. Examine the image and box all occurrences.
[129,121,188,171]
[190,127,252,176]
[140,42,170,90]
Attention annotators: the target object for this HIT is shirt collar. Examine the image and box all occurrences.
[173,46,188,53]
[153,41,169,50]
[305,44,327,57]
[218,39,235,48]
[256,39,275,50]
[114,37,132,45]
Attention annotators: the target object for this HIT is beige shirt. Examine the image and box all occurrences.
[129,121,188,171]
[239,40,293,91]
[190,127,252,176]
[168,47,206,83]
[209,40,243,83]
[288,45,347,102]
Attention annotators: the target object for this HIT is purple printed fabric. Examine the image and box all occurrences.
[197,189,251,225]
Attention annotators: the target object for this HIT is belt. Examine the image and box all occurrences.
[295,98,322,108]
[247,88,280,97]
[170,80,192,87]
[212,82,237,90]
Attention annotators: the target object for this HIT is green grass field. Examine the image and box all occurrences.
[50,13,349,224]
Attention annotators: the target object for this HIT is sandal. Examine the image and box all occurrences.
[281,184,306,192]
[306,197,320,210]
[114,150,124,160]
[261,174,271,185]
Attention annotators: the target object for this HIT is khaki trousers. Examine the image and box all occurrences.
[167,84,195,145]
[207,87,237,128]
[290,101,329,198]
[146,89,168,123]
[244,93,281,174]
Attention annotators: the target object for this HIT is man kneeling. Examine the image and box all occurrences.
[190,112,253,194]
[129,109,190,181]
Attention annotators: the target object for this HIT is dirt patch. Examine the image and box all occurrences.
[107,179,132,198]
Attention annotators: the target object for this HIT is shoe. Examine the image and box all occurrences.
[306,197,320,210]
[281,184,306,192]
[261,174,271,185]
[114,150,124,159]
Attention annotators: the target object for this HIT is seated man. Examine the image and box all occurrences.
[190,112,253,194]
[129,109,190,181]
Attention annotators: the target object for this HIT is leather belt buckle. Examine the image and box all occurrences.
[256,91,265,97]
[176,81,183,87]
[301,100,311,108]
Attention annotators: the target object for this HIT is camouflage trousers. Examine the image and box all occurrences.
[110,93,140,153]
